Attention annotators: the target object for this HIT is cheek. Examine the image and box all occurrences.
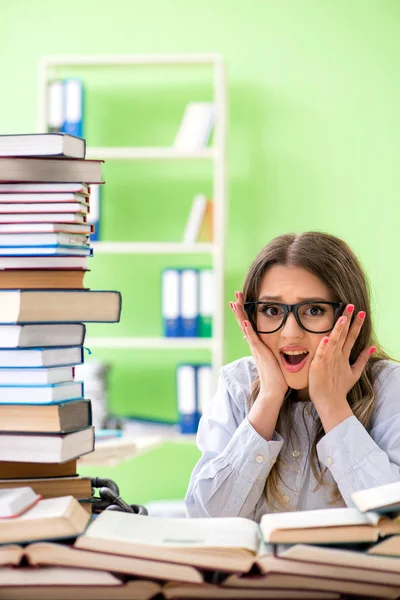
[258,333,280,355]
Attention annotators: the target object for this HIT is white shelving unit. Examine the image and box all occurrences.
[37,53,227,382]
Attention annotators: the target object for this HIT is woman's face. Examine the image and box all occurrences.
[256,265,337,395]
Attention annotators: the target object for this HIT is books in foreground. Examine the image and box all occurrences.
[0,426,94,463]
[0,495,90,543]
[0,398,92,432]
[352,480,400,514]
[0,487,41,518]
[0,133,85,158]
[0,323,85,348]
[0,460,77,479]
[75,507,400,574]
[0,157,103,183]
[0,289,121,323]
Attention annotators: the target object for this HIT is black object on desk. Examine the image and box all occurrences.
[91,477,148,515]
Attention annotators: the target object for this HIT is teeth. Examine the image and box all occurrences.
[283,350,308,355]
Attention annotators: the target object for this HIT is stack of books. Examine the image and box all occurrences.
[0,132,121,518]
[2,480,400,598]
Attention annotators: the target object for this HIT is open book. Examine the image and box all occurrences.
[220,543,400,599]
[74,506,400,574]
[0,495,90,544]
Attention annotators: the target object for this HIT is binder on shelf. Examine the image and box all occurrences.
[198,200,213,242]
[182,194,207,244]
[180,269,199,337]
[176,364,199,434]
[198,269,214,338]
[196,364,212,415]
[62,78,84,138]
[174,102,215,151]
[47,80,64,133]
[161,269,181,337]
[87,184,101,242]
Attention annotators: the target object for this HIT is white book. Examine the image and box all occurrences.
[0,428,94,464]
[0,347,83,368]
[180,269,199,336]
[0,133,85,159]
[47,80,64,132]
[0,212,85,223]
[0,202,88,214]
[199,269,214,335]
[0,222,92,234]
[176,364,197,433]
[352,481,400,513]
[0,324,85,348]
[0,193,87,202]
[0,183,89,194]
[0,246,91,256]
[260,507,382,544]
[0,380,83,404]
[0,233,89,247]
[162,269,180,336]
[174,102,215,151]
[0,487,41,518]
[0,256,88,269]
[182,194,207,243]
[0,366,73,385]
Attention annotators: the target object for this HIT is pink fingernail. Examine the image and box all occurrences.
[359,311,366,320]
[339,316,347,325]
[347,305,354,314]
[229,302,233,309]
[235,292,240,300]
[369,346,377,355]
[323,337,329,344]
[243,320,248,328]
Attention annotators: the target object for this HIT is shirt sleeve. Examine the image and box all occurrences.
[185,368,284,519]
[316,365,400,506]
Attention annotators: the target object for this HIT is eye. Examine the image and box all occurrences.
[305,304,326,316]
[259,304,284,317]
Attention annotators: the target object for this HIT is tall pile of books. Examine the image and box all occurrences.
[0,132,121,514]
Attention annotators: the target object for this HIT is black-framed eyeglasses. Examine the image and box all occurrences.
[244,301,344,334]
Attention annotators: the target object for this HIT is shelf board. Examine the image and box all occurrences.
[91,242,214,254]
[85,147,216,160]
[43,54,222,67]
[86,337,215,350]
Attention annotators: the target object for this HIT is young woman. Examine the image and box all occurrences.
[185,232,400,522]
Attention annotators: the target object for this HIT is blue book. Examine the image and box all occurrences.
[62,78,84,138]
[180,269,199,337]
[0,245,92,256]
[162,268,181,337]
[176,363,200,434]
[0,381,84,404]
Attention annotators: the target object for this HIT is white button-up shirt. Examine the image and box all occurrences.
[185,357,400,523]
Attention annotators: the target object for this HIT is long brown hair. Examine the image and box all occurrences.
[243,232,389,509]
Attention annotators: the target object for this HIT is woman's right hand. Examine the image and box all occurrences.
[231,292,288,403]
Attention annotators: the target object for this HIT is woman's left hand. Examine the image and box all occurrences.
[308,304,376,432]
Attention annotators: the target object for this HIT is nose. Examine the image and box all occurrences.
[281,312,304,338]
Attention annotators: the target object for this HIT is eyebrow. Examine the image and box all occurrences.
[258,295,333,303]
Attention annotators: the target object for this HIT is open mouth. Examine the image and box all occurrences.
[280,350,309,373]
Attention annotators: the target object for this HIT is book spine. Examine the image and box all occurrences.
[176,364,199,434]
[198,269,213,337]
[180,269,199,337]
[62,78,84,137]
[162,269,181,337]
[47,80,64,133]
